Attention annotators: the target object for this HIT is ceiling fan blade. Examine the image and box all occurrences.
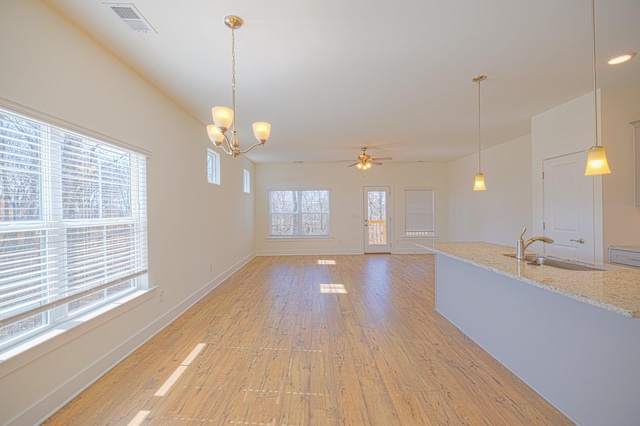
[347,162,358,167]
[371,161,383,166]
[372,157,392,161]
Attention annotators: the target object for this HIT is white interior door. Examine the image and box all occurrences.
[543,152,595,262]
[364,186,391,253]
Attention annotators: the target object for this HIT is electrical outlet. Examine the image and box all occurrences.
[209,263,213,272]
[158,288,164,303]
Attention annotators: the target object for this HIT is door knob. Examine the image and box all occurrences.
[570,238,585,244]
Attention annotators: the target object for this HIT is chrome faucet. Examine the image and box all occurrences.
[516,227,554,260]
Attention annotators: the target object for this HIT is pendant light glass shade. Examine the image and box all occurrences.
[473,172,486,191]
[584,145,611,175]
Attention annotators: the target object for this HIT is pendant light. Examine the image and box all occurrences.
[473,75,487,191]
[584,0,611,176]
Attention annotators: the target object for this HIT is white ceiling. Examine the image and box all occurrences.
[45,0,640,164]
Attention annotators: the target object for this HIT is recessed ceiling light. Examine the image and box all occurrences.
[605,52,636,65]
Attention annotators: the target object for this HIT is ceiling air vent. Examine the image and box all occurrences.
[104,3,156,33]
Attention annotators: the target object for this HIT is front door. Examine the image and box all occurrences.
[542,152,595,262]
[364,186,391,253]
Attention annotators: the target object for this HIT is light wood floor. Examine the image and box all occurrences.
[45,254,572,425]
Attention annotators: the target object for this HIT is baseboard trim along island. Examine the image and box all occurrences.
[420,242,640,426]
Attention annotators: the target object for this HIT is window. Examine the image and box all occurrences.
[243,169,250,193]
[405,188,435,236]
[269,190,329,236]
[207,149,220,185]
[0,107,148,351]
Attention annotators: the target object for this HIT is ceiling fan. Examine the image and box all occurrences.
[348,147,392,170]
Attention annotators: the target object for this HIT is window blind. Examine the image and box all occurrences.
[0,108,148,349]
[405,188,435,236]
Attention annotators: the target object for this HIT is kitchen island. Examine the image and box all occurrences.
[420,242,640,426]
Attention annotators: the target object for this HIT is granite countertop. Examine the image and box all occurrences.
[609,245,640,253]
[419,241,640,318]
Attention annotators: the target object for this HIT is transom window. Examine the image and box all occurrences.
[0,107,148,352]
[207,149,220,185]
[243,169,250,193]
[269,190,329,236]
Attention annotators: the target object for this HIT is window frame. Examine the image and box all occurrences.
[0,105,149,353]
[207,148,220,185]
[243,169,250,193]
[268,190,330,237]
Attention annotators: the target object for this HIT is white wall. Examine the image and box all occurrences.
[601,84,640,253]
[254,161,449,255]
[0,1,255,424]
[447,135,532,246]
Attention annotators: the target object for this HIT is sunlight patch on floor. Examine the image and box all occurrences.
[319,283,347,293]
[127,410,150,426]
[154,342,206,396]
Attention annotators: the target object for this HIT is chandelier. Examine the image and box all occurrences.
[472,75,487,191]
[206,15,271,157]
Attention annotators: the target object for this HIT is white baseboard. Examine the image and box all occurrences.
[255,249,362,256]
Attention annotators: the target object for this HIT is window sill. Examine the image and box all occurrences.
[266,236,334,242]
[401,235,439,240]
[0,288,155,378]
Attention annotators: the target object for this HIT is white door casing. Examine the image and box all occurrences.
[542,151,595,262]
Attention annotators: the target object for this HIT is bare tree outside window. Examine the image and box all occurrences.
[269,190,329,236]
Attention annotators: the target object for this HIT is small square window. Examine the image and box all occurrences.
[243,169,250,193]
[207,149,220,185]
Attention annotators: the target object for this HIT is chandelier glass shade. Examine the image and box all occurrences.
[206,15,271,157]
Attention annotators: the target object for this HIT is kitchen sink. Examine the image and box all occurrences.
[503,253,608,271]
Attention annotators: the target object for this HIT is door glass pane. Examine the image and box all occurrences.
[367,191,386,245]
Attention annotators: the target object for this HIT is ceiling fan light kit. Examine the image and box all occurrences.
[206,15,271,157]
[348,147,392,171]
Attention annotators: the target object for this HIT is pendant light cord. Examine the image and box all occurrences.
[477,78,482,172]
[591,0,599,148]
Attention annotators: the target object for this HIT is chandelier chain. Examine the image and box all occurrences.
[231,27,237,136]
